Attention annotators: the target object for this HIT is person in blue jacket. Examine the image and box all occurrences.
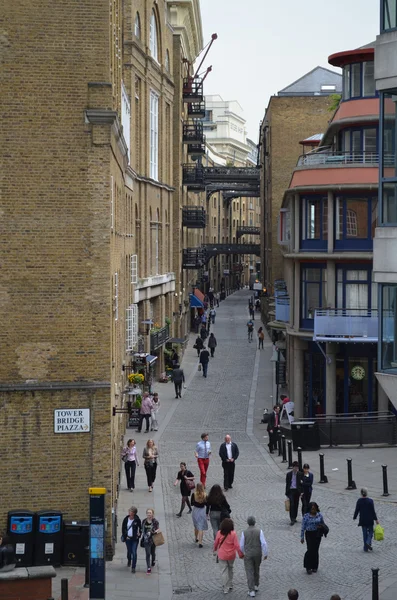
[353,487,379,552]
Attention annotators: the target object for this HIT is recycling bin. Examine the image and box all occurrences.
[291,421,320,451]
[34,510,63,566]
[7,510,35,567]
[63,521,89,566]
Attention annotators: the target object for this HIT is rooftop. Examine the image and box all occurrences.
[278,66,342,97]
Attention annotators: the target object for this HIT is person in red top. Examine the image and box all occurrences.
[213,518,244,594]
[281,394,290,405]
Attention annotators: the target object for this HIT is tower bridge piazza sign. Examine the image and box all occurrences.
[54,409,91,433]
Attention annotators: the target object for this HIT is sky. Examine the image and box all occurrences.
[198,0,379,140]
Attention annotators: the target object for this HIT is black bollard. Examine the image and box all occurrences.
[346,457,357,490]
[282,435,287,463]
[319,453,328,483]
[84,545,90,588]
[287,439,293,469]
[372,567,379,600]
[61,579,69,600]
[297,447,303,472]
[278,433,282,456]
[382,465,390,497]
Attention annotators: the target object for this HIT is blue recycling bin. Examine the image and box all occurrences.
[7,510,35,567]
[34,510,63,566]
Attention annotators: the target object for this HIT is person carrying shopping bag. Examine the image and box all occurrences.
[213,518,244,594]
[353,487,379,552]
[141,508,160,575]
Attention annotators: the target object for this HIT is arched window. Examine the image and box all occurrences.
[346,209,358,237]
[149,11,159,62]
[134,12,141,38]
[165,49,170,72]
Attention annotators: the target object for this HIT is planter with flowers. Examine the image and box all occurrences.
[127,373,144,397]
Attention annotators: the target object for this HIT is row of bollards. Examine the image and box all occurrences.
[275,436,391,496]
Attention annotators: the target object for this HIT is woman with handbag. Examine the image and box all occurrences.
[213,518,244,594]
[206,484,231,539]
[300,501,328,574]
[121,506,141,572]
[174,462,194,517]
[143,439,158,492]
[141,508,160,575]
[191,482,208,547]
[121,439,139,492]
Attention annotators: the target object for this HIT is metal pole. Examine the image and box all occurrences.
[61,579,69,600]
[281,435,287,463]
[372,567,379,600]
[84,545,90,588]
[319,453,328,483]
[287,439,293,469]
[297,447,303,472]
[382,464,390,497]
[277,433,282,456]
[346,457,357,490]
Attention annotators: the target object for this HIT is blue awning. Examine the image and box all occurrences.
[190,293,204,308]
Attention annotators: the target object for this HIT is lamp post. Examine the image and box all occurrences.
[270,345,285,405]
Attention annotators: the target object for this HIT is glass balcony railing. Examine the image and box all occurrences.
[313,309,378,342]
[297,151,395,167]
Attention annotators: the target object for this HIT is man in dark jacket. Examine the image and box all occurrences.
[194,336,204,357]
[121,507,142,572]
[285,461,303,525]
[353,487,379,551]
[172,364,185,398]
[199,347,210,378]
[219,434,240,491]
[266,405,280,453]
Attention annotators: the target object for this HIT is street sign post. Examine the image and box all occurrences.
[89,487,106,599]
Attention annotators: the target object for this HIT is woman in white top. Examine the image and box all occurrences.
[151,393,161,431]
[122,439,139,492]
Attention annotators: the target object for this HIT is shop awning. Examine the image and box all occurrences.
[168,337,187,344]
[193,288,205,302]
[146,354,157,364]
[133,353,158,365]
[190,293,204,308]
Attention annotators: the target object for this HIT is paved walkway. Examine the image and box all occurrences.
[53,290,397,600]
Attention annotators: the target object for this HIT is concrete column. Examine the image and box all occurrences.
[293,261,300,330]
[284,259,293,326]
[378,383,389,413]
[326,261,335,308]
[325,342,337,415]
[294,194,300,253]
[293,338,307,419]
[327,191,334,254]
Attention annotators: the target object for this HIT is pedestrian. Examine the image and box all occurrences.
[301,501,327,574]
[121,439,139,492]
[301,463,313,515]
[219,434,239,491]
[142,439,158,492]
[137,392,153,433]
[240,516,268,598]
[206,484,231,539]
[191,482,208,547]
[267,405,281,453]
[213,518,244,594]
[150,393,160,431]
[141,508,160,575]
[257,327,265,349]
[172,364,185,398]
[281,394,290,405]
[210,307,216,324]
[194,335,204,357]
[200,324,208,341]
[194,314,201,334]
[199,346,210,378]
[201,312,207,325]
[247,319,254,342]
[0,533,16,573]
[215,292,220,307]
[250,307,255,320]
[286,461,303,525]
[121,506,141,572]
[195,432,211,486]
[353,487,379,552]
[287,590,299,600]
[174,462,194,517]
[208,333,217,358]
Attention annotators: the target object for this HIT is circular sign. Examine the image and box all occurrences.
[351,365,366,381]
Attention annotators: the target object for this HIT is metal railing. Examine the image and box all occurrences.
[150,325,170,352]
[314,308,378,342]
[297,151,395,167]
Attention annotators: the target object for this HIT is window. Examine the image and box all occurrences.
[131,254,138,284]
[382,0,397,31]
[342,62,376,100]
[335,196,377,249]
[321,84,336,92]
[126,304,138,351]
[114,272,119,321]
[134,12,141,38]
[121,82,131,163]
[135,76,141,170]
[381,284,397,370]
[340,127,378,160]
[343,66,350,100]
[301,196,328,250]
[150,91,159,180]
[337,267,377,312]
[301,266,327,328]
[363,62,375,96]
[351,63,361,98]
[149,11,159,62]
[346,209,358,237]
[381,93,397,223]
[165,49,170,72]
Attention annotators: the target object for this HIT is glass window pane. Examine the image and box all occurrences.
[343,66,350,100]
[303,268,321,282]
[346,198,368,238]
[363,62,375,96]
[351,63,361,98]
[305,283,320,317]
[383,0,397,30]
[352,131,361,154]
[343,130,351,152]
[382,182,397,224]
[363,128,377,157]
[371,197,378,237]
[381,284,397,370]
[306,199,321,239]
[382,93,397,177]
[345,283,368,310]
[346,270,368,281]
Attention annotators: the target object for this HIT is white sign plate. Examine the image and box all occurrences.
[45,543,54,554]
[15,543,25,555]
[54,409,90,433]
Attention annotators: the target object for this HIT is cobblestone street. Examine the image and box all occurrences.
[157,290,397,600]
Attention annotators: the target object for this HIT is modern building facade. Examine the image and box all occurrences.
[278,45,391,418]
[373,0,397,409]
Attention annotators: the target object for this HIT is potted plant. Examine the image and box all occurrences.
[127,373,144,396]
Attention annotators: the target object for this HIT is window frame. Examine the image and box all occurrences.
[300,196,328,251]
[341,61,377,101]
[134,12,141,39]
[300,264,327,329]
[149,10,159,62]
[334,195,376,250]
[335,265,376,311]
[380,283,397,372]
[381,0,397,32]
[149,90,159,181]
[379,91,397,225]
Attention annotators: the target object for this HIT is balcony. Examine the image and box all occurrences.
[187,138,206,156]
[203,243,261,259]
[297,151,395,167]
[182,248,206,269]
[313,309,378,343]
[182,165,205,191]
[236,226,261,239]
[183,121,204,144]
[204,166,260,184]
[182,207,206,229]
[188,102,206,119]
[183,77,204,103]
[150,325,170,352]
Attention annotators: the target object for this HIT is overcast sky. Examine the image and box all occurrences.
[198,0,379,140]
